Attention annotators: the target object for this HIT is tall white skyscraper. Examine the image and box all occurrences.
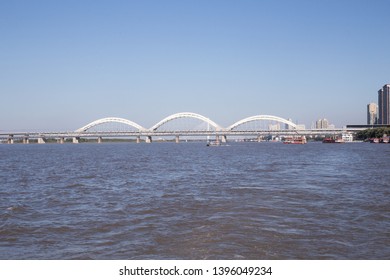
[367,103,377,125]
[316,118,329,129]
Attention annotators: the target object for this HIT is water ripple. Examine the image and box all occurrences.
[1,142,389,259]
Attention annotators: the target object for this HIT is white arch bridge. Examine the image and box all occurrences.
[1,112,356,144]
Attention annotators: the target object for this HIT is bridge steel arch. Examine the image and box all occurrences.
[227,115,298,131]
[76,117,146,132]
[150,112,222,131]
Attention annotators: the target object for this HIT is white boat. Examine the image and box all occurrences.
[206,140,221,147]
[283,136,307,144]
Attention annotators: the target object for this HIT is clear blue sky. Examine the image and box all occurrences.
[1,0,389,131]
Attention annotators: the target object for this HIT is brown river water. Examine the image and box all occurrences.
[0,142,389,259]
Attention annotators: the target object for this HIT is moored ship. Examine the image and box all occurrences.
[370,138,380,143]
[322,137,345,143]
[283,136,307,144]
[322,137,335,143]
[381,134,389,143]
[370,135,389,143]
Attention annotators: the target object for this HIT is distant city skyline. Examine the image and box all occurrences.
[366,84,390,125]
[1,0,390,131]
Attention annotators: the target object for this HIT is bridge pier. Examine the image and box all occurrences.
[136,136,141,144]
[7,135,14,144]
[221,135,227,143]
[23,137,29,144]
[145,136,152,143]
[38,137,46,144]
[175,135,180,143]
[58,137,65,144]
[98,137,103,144]
[72,137,79,144]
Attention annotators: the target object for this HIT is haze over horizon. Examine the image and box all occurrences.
[1,0,389,131]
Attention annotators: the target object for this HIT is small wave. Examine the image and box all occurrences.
[66,183,85,188]
[5,204,27,213]
[232,186,264,190]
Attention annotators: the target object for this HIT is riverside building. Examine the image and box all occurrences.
[367,103,378,125]
[378,84,390,125]
[316,118,329,129]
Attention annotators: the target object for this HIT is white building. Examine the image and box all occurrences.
[342,133,353,142]
[268,123,280,130]
[316,118,329,129]
[367,103,377,125]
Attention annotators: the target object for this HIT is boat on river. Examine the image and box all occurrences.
[206,140,221,147]
[370,135,389,143]
[380,135,389,143]
[370,138,380,143]
[283,136,307,144]
[322,137,345,143]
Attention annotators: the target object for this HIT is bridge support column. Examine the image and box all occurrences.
[72,137,79,144]
[136,136,141,144]
[58,137,65,144]
[257,135,262,142]
[175,135,180,143]
[221,135,227,143]
[98,137,103,144]
[38,137,46,144]
[145,136,152,143]
[23,137,29,144]
[215,135,220,144]
[8,135,14,144]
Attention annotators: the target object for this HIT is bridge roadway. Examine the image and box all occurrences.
[0,113,367,144]
[0,128,362,144]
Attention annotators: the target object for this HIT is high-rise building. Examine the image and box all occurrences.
[378,84,390,125]
[367,103,378,125]
[316,118,329,129]
[285,118,293,130]
[268,123,280,130]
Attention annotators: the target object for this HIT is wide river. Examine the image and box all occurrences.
[0,142,389,259]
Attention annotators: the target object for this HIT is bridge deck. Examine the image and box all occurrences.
[0,128,362,141]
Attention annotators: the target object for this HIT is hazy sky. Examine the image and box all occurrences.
[1,0,389,131]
